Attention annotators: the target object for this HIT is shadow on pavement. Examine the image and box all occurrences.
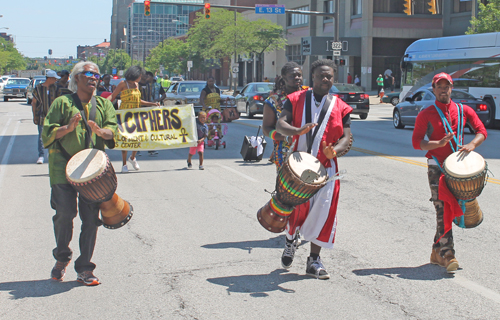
[202,235,308,254]
[207,269,309,297]
[352,263,455,281]
[0,279,80,299]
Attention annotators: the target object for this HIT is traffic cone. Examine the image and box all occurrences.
[379,88,384,103]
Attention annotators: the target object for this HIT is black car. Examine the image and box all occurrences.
[329,83,370,119]
[393,88,491,129]
[234,82,274,118]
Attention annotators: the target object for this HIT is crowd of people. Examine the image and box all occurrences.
[29,56,484,286]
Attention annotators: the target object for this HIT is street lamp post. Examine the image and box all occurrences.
[148,29,163,48]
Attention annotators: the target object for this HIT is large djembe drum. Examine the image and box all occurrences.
[66,149,133,229]
[442,150,488,228]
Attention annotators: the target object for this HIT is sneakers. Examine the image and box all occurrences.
[430,248,459,272]
[51,260,70,281]
[295,232,302,246]
[187,161,192,169]
[36,156,44,164]
[122,165,129,173]
[281,239,298,269]
[128,156,140,170]
[199,165,204,170]
[148,151,158,156]
[77,271,100,286]
[306,256,330,280]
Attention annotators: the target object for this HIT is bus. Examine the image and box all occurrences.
[401,32,500,128]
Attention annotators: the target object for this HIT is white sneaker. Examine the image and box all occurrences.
[128,156,140,170]
[122,165,129,173]
[36,156,44,164]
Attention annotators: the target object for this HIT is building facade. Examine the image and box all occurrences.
[110,0,135,50]
[77,40,111,61]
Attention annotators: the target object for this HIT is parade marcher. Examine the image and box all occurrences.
[200,76,222,113]
[141,71,166,156]
[98,74,116,93]
[42,61,117,286]
[107,65,159,173]
[276,59,352,279]
[263,61,306,169]
[187,111,208,170]
[32,70,61,164]
[412,72,487,272]
[376,74,384,94]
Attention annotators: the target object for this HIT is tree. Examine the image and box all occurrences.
[466,0,500,34]
[146,38,189,75]
[0,38,26,74]
[100,49,132,74]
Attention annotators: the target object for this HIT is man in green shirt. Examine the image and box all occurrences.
[376,74,384,94]
[160,74,171,90]
[42,61,117,286]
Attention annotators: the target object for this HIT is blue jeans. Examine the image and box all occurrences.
[37,124,44,157]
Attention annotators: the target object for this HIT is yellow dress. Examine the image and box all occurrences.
[119,86,141,110]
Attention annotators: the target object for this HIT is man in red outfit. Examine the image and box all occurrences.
[412,72,487,272]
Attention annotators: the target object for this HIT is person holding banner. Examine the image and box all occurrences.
[107,65,159,173]
[200,76,222,113]
[276,59,352,279]
[42,61,117,286]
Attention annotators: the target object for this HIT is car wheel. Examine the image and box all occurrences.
[393,109,405,129]
[390,96,399,106]
[246,103,254,119]
[3,97,8,102]
[483,98,495,128]
[359,113,368,120]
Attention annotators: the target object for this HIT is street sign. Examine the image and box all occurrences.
[331,42,342,50]
[187,61,193,68]
[232,66,239,74]
[159,64,164,71]
[333,50,341,56]
[255,4,285,14]
[112,68,117,75]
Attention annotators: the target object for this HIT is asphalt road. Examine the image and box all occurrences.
[1,98,499,319]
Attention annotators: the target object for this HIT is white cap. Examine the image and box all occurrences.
[46,70,60,79]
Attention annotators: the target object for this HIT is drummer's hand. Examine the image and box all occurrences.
[67,113,82,132]
[459,142,476,153]
[322,141,337,159]
[87,120,103,136]
[439,132,454,147]
[297,123,317,135]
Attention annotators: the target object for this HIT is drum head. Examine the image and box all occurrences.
[444,151,485,178]
[287,152,327,184]
[66,149,108,183]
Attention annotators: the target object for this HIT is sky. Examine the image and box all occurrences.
[1,0,113,58]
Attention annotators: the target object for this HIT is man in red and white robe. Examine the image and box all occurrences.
[277,59,352,279]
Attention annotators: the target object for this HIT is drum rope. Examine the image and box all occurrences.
[434,103,464,153]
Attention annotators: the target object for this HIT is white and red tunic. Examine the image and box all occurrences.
[285,90,352,248]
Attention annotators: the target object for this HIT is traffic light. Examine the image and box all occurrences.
[428,0,437,14]
[204,3,211,19]
[403,0,412,15]
[144,0,151,16]
[339,59,345,66]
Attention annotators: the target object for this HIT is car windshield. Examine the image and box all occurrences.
[34,79,46,86]
[254,83,274,93]
[330,84,364,93]
[450,90,475,100]
[177,83,205,94]
[7,79,30,85]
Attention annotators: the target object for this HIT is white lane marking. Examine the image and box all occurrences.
[216,164,259,182]
[0,120,20,193]
[453,275,500,304]
[0,118,13,147]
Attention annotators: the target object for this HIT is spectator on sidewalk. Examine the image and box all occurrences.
[376,74,384,94]
[347,73,352,84]
[354,75,360,86]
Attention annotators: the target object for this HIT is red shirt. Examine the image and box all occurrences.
[412,100,487,164]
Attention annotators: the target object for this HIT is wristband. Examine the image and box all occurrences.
[269,129,278,140]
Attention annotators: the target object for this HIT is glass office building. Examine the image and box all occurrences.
[127,0,203,64]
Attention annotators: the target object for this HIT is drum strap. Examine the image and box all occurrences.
[305,91,332,154]
[71,93,97,149]
[434,103,464,153]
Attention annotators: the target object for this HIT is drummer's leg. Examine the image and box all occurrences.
[51,184,78,263]
[428,165,454,255]
[121,151,127,166]
[74,196,100,273]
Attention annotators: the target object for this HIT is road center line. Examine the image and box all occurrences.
[217,164,259,182]
[0,120,20,194]
[453,275,500,305]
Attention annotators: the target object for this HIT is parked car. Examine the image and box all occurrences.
[165,80,236,114]
[392,88,491,129]
[26,77,46,104]
[329,83,370,119]
[234,82,274,118]
[2,78,31,101]
[0,78,5,92]
[170,76,184,82]
[382,91,400,106]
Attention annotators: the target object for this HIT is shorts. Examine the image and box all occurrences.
[189,143,204,155]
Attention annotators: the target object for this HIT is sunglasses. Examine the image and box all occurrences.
[81,71,101,79]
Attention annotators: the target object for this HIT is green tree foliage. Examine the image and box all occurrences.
[466,0,500,34]
[100,49,133,74]
[146,38,189,75]
[0,38,26,74]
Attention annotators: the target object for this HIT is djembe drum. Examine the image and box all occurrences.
[66,149,133,229]
[257,152,328,233]
[442,150,488,228]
